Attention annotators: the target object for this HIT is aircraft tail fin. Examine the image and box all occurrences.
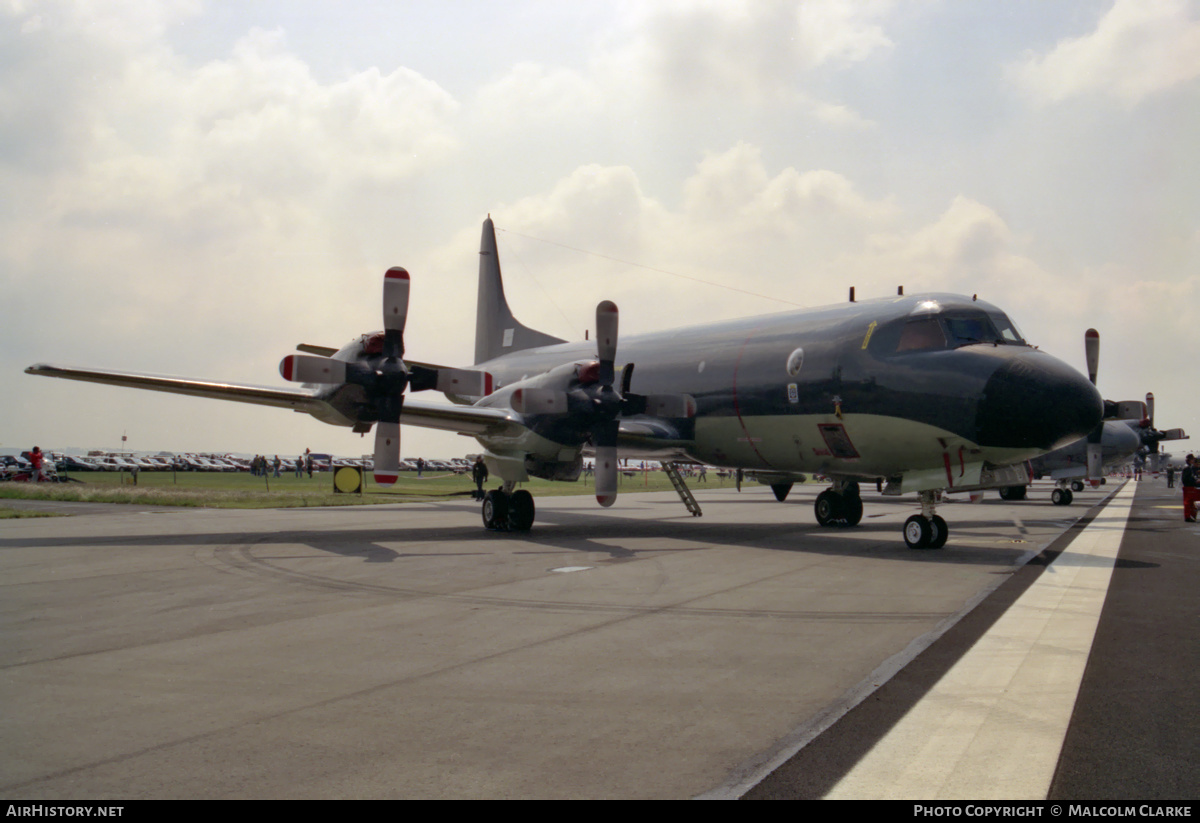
[474,216,566,364]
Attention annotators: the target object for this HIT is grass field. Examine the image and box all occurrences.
[0,467,740,509]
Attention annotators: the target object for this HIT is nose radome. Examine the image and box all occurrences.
[975,351,1103,451]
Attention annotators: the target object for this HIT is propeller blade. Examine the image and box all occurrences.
[593,419,619,507]
[383,267,410,358]
[279,354,348,384]
[511,387,569,415]
[596,301,618,386]
[373,421,401,486]
[1084,328,1099,386]
[1145,392,1155,427]
[594,445,618,507]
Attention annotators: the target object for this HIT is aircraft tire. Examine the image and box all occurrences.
[1071,481,1084,492]
[999,486,1027,501]
[929,515,948,549]
[840,493,863,527]
[482,490,509,530]
[904,515,933,549]
[1051,488,1073,506]
[507,490,535,531]
[771,482,793,502]
[814,491,841,527]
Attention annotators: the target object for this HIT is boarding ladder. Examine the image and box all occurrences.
[662,462,703,517]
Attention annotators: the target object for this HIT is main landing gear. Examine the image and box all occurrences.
[903,490,948,549]
[482,483,535,532]
[813,482,863,528]
[1051,486,1074,506]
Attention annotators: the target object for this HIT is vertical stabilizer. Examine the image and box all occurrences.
[474,216,566,364]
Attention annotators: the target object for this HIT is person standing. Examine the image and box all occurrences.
[472,455,489,501]
[1182,455,1199,523]
[29,446,44,483]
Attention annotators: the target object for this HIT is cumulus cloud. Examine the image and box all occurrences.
[1011,0,1200,104]
[1,3,463,379]
[607,0,892,106]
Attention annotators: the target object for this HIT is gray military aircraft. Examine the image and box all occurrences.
[27,216,1103,548]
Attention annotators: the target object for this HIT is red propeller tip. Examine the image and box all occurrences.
[596,494,616,508]
[385,267,409,280]
[375,473,398,486]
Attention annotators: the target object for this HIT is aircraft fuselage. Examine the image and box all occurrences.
[470,292,1101,485]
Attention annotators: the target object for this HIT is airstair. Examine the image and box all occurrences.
[662,462,703,517]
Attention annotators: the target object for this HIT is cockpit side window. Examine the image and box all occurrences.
[896,318,948,352]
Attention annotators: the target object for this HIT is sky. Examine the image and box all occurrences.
[3,0,1197,461]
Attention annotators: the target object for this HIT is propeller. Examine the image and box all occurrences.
[593,301,621,507]
[1084,329,1103,481]
[505,300,694,509]
[279,267,491,487]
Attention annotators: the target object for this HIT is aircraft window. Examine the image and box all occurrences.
[943,314,999,347]
[989,313,1026,344]
[896,318,948,352]
[786,347,804,376]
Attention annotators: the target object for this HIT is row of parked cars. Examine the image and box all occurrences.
[0,451,476,480]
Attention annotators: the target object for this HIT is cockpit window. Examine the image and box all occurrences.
[943,313,999,347]
[987,312,1026,345]
[885,308,1027,356]
[896,317,948,352]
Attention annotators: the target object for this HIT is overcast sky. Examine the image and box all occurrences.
[3,0,1197,461]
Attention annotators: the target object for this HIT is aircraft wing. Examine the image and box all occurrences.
[25,363,324,412]
[26,362,524,439]
[394,396,521,437]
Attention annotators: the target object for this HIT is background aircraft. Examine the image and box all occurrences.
[27,217,1103,548]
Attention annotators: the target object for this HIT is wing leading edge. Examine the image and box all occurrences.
[25,362,524,439]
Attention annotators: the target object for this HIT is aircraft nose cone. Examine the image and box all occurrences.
[975,351,1103,451]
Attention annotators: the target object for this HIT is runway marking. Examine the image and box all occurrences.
[823,480,1136,800]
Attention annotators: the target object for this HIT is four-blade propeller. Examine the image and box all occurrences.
[508,301,694,508]
[279,268,492,487]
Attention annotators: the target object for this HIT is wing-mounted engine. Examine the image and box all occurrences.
[491,301,695,507]
[279,268,493,486]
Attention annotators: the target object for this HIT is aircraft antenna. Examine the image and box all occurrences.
[494,230,580,338]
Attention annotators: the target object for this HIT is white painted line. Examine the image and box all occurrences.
[824,481,1136,800]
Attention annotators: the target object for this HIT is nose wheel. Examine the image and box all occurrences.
[904,514,948,549]
[903,490,948,549]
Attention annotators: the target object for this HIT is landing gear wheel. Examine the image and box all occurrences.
[507,489,535,531]
[999,486,1027,501]
[841,493,863,527]
[904,515,933,549]
[814,491,842,527]
[928,515,948,549]
[482,489,509,530]
[1051,488,1074,506]
[1071,480,1084,493]
[771,482,793,502]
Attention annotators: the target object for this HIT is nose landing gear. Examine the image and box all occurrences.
[903,491,948,549]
